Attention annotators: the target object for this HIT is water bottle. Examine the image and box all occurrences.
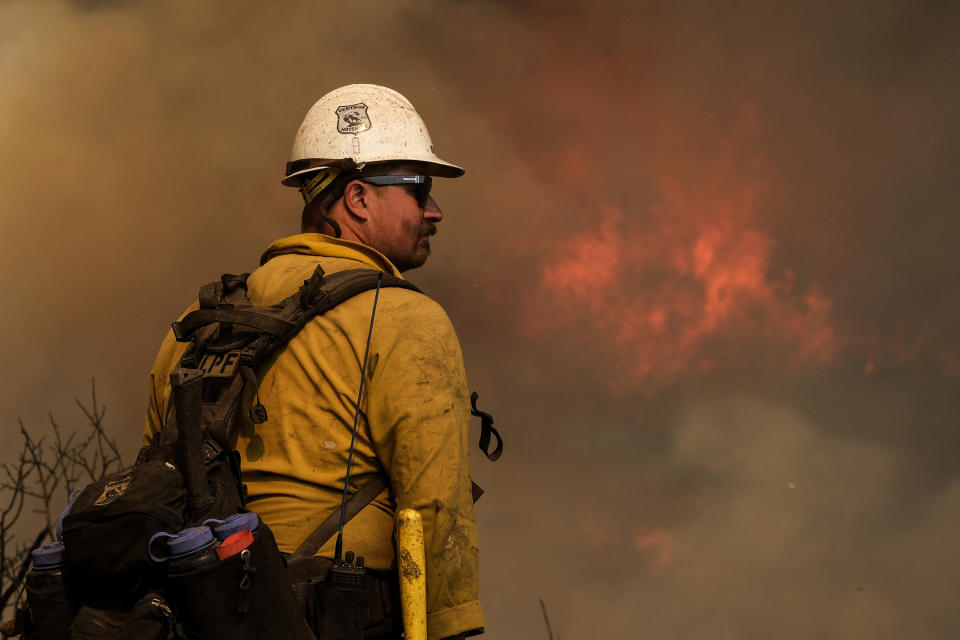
[209,511,259,539]
[208,512,259,560]
[166,515,311,639]
[150,526,220,577]
[26,541,78,640]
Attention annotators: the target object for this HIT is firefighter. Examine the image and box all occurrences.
[146,84,483,639]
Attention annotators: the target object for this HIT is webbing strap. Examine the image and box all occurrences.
[291,475,487,560]
[173,309,295,341]
[163,268,421,442]
[292,475,389,559]
[166,267,435,559]
[201,269,420,443]
[306,269,420,312]
[198,273,252,309]
[173,268,419,340]
[471,392,503,461]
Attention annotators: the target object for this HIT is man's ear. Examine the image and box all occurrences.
[342,180,371,220]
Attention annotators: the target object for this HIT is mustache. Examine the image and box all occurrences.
[423,223,438,236]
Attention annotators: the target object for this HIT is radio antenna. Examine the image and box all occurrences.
[334,271,384,562]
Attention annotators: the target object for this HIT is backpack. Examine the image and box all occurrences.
[23,266,421,640]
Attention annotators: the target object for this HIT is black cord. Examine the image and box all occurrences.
[321,214,342,238]
[334,271,383,562]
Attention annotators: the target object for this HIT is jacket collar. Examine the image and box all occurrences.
[260,233,403,278]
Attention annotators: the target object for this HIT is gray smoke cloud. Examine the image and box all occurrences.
[2,0,959,636]
[505,394,960,638]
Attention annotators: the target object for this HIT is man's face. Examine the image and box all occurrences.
[365,166,443,272]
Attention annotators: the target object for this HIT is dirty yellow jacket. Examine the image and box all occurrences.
[145,234,483,639]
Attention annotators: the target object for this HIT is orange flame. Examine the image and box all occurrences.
[521,107,957,390]
[633,528,676,576]
[578,513,677,576]
[530,155,839,391]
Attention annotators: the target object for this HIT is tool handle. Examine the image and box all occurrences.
[170,368,213,515]
[397,508,427,640]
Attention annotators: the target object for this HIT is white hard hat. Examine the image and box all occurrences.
[282,84,464,187]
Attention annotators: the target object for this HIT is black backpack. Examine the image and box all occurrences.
[28,266,421,640]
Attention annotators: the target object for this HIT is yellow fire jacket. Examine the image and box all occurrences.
[145,233,483,639]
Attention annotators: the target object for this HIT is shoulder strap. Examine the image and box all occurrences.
[164,267,426,547]
[292,475,389,559]
[172,266,420,347]
[160,267,421,446]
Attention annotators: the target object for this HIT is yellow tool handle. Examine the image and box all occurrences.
[397,508,427,640]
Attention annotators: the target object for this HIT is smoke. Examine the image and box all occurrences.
[2,0,959,637]
[526,115,840,393]
[475,391,960,637]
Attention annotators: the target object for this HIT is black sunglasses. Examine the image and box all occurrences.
[360,175,433,209]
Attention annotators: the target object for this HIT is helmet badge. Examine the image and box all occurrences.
[336,103,372,134]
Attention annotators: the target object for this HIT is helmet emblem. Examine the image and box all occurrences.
[336,103,372,134]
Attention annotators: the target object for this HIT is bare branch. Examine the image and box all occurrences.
[0,528,46,619]
[1,380,124,621]
[19,425,55,540]
[1,448,28,524]
[76,380,122,479]
[539,598,556,640]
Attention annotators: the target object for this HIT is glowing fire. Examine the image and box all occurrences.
[633,528,676,576]
[578,513,677,576]
[522,109,957,391]
[531,161,838,391]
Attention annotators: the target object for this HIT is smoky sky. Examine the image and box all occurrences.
[2,1,959,637]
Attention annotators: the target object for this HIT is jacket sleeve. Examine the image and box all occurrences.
[364,292,484,640]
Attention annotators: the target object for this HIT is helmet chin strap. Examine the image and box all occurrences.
[301,168,345,238]
[300,168,342,205]
[321,214,342,239]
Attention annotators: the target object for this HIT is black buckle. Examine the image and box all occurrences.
[300,265,328,309]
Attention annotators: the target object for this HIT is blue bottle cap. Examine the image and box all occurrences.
[32,541,67,568]
[167,526,215,557]
[213,512,259,540]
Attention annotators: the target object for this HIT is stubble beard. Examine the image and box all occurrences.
[395,223,436,273]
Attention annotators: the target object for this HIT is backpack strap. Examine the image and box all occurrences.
[291,475,488,560]
[172,309,294,341]
[159,267,420,449]
[163,267,477,553]
[171,266,419,347]
[291,474,389,559]
[198,272,252,309]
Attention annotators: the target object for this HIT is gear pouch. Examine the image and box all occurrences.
[169,524,310,640]
[68,593,178,640]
